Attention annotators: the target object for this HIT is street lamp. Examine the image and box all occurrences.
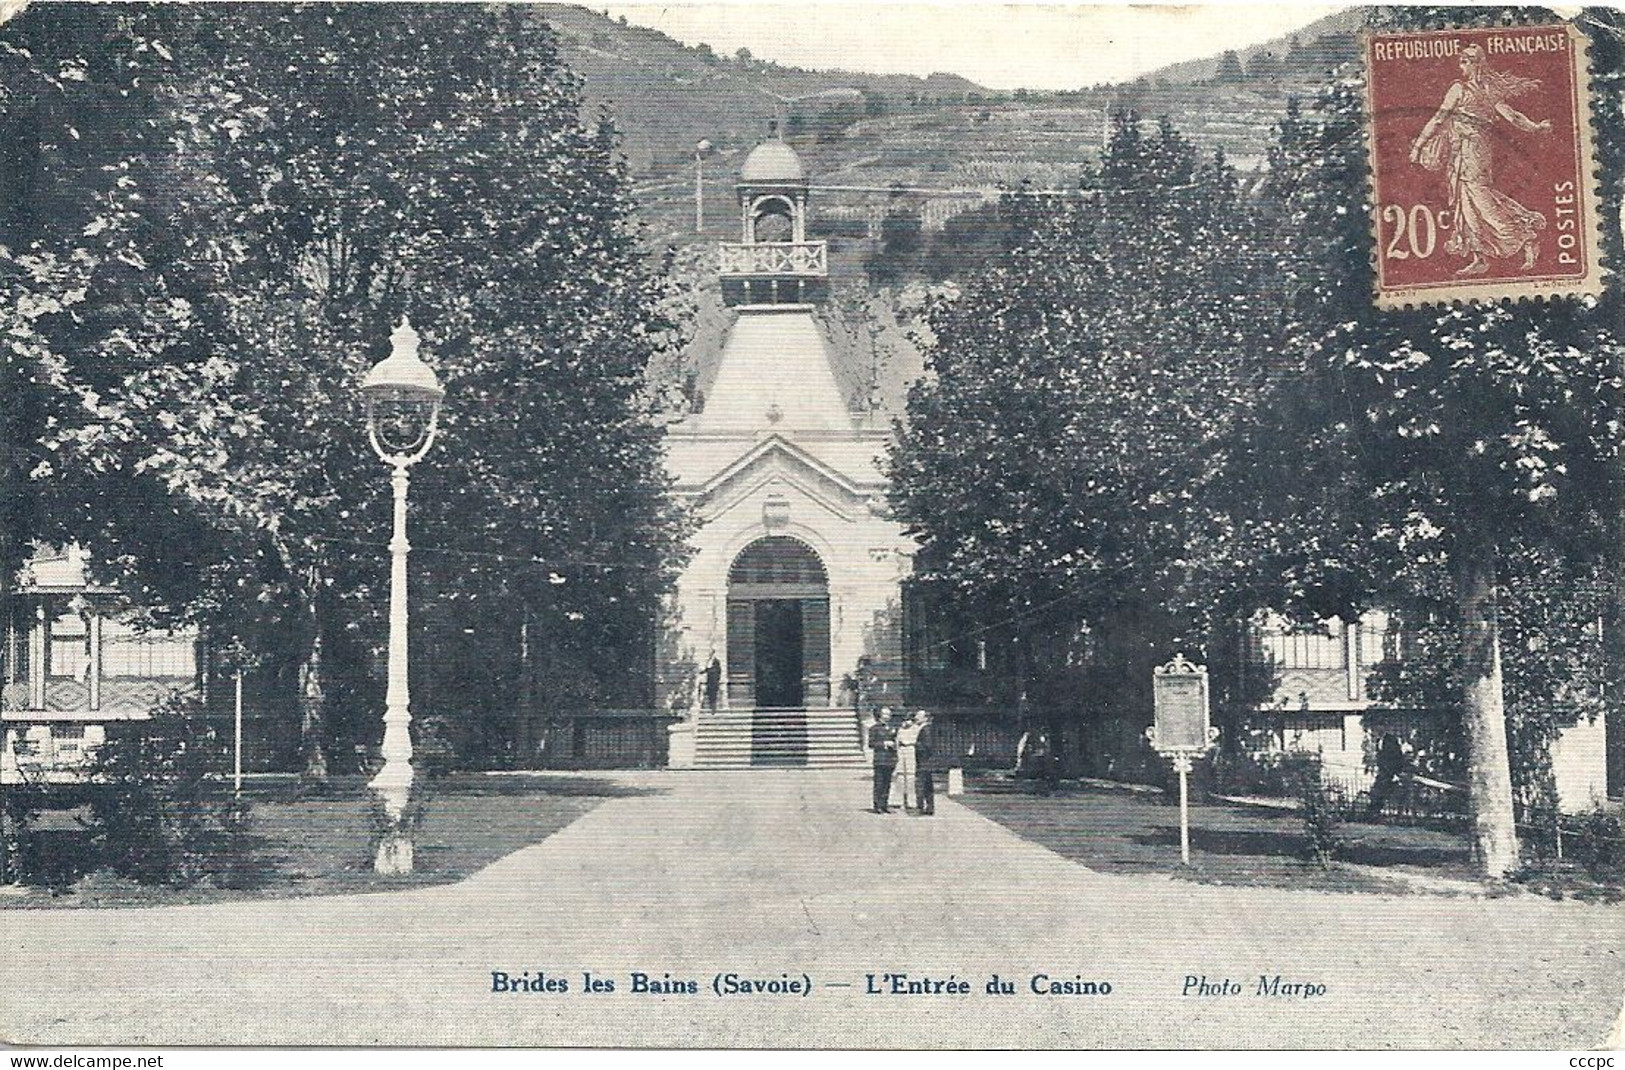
[694,138,713,233]
[360,316,444,875]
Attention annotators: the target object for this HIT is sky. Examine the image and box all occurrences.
[601,2,1348,91]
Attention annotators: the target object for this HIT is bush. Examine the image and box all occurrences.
[1,790,95,891]
[1270,753,1345,868]
[1299,778,1345,868]
[1213,744,1323,798]
[79,693,254,887]
[1,782,48,885]
[1569,805,1624,880]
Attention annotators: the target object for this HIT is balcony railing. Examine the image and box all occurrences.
[718,241,828,278]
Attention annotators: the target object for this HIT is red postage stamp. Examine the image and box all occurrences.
[1364,24,1602,308]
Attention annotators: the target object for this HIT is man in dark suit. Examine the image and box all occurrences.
[702,654,721,711]
[913,710,937,816]
[1367,732,1406,816]
[868,706,899,814]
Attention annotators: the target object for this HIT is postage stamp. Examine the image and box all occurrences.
[1364,24,1603,308]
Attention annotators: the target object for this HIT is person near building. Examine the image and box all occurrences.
[855,655,880,716]
[837,671,857,709]
[1367,732,1407,816]
[895,710,922,812]
[868,706,899,813]
[913,710,937,816]
[703,653,722,711]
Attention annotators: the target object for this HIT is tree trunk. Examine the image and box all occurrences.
[298,630,329,785]
[1455,541,1519,877]
[0,800,16,885]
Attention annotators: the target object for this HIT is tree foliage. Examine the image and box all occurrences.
[1,4,688,770]
[889,9,1623,875]
[888,114,1274,742]
[1254,6,1624,872]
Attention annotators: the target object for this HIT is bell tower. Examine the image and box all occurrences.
[719,123,828,306]
[660,123,915,767]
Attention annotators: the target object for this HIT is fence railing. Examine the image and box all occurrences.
[717,241,828,277]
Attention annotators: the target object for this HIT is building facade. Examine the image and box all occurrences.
[661,137,914,768]
[1246,609,1613,813]
[1,547,200,784]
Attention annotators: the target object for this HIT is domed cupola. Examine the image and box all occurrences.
[719,122,827,306]
[739,139,806,185]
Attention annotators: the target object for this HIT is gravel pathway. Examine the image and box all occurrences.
[2,769,1618,1048]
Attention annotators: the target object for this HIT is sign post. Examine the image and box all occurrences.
[1147,653,1217,866]
[233,667,244,798]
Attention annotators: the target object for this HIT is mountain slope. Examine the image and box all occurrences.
[553,3,1365,414]
[537,4,990,175]
[1144,8,1366,84]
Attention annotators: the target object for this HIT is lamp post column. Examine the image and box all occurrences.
[371,458,416,875]
[694,140,713,234]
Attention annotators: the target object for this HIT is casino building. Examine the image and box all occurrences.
[4,133,1613,805]
[659,135,914,769]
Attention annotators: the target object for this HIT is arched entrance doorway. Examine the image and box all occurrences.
[726,536,830,708]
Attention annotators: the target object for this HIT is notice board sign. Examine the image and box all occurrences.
[1151,653,1211,754]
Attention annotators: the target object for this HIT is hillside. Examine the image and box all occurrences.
[539,4,1366,415]
[538,5,1361,251]
[1144,8,1366,84]
[538,4,989,176]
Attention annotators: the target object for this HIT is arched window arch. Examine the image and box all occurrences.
[749,195,797,243]
[728,536,827,591]
[725,536,832,710]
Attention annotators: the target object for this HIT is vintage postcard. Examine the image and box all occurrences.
[0,1,1620,1056]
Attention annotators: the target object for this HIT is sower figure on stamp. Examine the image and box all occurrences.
[1410,43,1552,276]
[868,706,899,814]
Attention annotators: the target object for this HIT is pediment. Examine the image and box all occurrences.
[690,436,870,523]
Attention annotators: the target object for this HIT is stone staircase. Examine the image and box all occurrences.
[693,707,868,768]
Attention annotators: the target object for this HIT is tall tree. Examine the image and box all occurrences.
[888,114,1274,754]
[4,5,689,772]
[1254,8,1625,875]
[0,6,232,590]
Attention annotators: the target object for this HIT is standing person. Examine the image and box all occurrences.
[1043,722,1062,795]
[895,711,922,813]
[1015,727,1033,775]
[703,653,721,711]
[868,707,899,814]
[1367,733,1407,817]
[856,656,880,717]
[837,671,857,710]
[913,710,937,816]
[1020,726,1052,787]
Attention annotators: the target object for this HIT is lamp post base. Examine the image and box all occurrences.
[370,762,416,876]
[374,829,414,876]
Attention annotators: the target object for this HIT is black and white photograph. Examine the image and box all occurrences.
[0,0,1621,1054]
